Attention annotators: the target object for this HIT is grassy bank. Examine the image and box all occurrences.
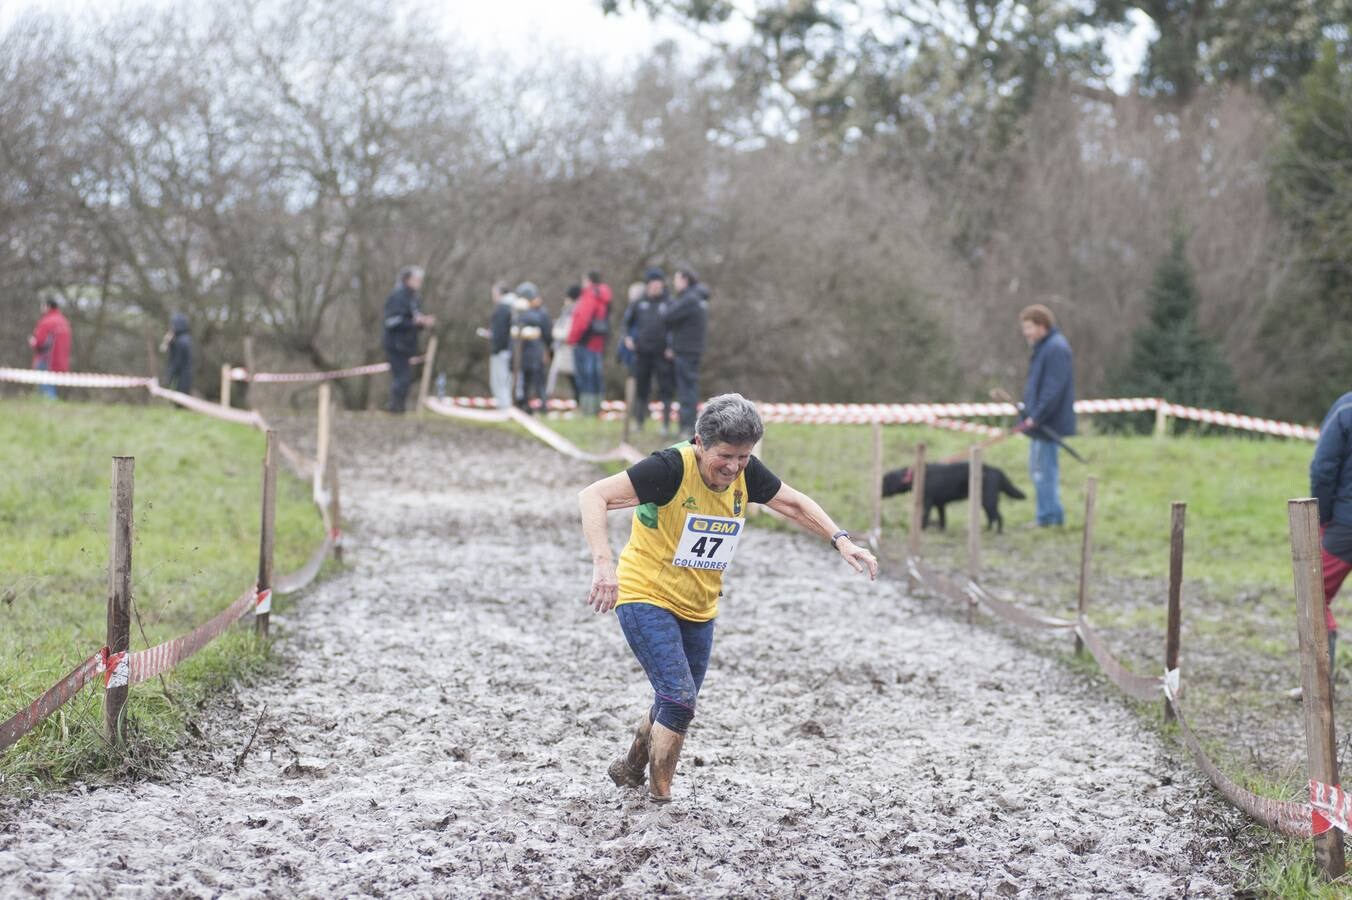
[550,415,1310,592]
[1,399,325,791]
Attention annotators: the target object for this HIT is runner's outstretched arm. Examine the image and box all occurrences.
[766,483,878,580]
[578,473,641,613]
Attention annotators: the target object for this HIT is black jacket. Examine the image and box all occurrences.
[167,313,192,392]
[1313,392,1352,527]
[664,283,709,356]
[517,307,553,369]
[382,285,422,357]
[624,291,671,355]
[490,298,514,354]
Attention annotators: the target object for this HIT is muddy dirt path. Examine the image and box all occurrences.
[1,416,1254,897]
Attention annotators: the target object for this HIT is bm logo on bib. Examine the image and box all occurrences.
[672,514,743,571]
[687,516,741,536]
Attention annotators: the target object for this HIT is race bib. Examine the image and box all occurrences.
[672,513,743,571]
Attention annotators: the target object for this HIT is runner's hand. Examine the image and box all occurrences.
[588,558,619,613]
[837,539,878,581]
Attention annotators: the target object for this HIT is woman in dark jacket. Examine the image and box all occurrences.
[161,313,193,394]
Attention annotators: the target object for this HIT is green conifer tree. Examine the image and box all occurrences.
[1109,231,1240,432]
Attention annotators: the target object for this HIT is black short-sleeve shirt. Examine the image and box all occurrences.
[626,447,782,507]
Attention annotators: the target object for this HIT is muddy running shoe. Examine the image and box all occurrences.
[608,758,646,788]
[608,713,652,788]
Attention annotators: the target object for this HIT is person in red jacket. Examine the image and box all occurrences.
[28,299,72,400]
[567,271,612,416]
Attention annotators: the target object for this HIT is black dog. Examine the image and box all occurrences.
[882,462,1027,533]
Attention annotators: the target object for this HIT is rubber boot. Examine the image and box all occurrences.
[607,713,652,788]
[647,723,685,803]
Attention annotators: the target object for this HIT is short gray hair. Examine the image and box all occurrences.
[398,265,424,287]
[695,393,764,448]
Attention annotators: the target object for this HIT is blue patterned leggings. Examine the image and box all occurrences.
[616,602,715,733]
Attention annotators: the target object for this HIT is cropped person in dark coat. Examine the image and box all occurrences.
[1311,392,1352,674]
[382,266,435,413]
[664,267,709,440]
[515,282,552,414]
[625,268,675,435]
[1020,304,1075,527]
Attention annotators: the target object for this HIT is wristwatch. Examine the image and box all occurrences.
[830,530,850,550]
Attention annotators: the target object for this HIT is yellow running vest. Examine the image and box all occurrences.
[616,443,749,622]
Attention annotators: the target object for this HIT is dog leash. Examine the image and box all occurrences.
[936,421,1030,465]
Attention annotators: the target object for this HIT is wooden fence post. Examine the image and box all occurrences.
[241,336,256,409]
[1290,497,1346,879]
[968,446,983,617]
[141,332,158,405]
[105,457,134,747]
[316,383,332,486]
[622,376,636,444]
[1154,401,1170,439]
[417,334,439,412]
[907,442,927,593]
[1074,477,1098,656]
[220,364,233,408]
[256,432,277,639]
[870,419,884,548]
[1164,501,1186,722]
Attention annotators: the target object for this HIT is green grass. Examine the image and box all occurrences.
[1,398,326,790]
[552,416,1311,593]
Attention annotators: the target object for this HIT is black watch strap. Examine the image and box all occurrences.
[830,530,850,550]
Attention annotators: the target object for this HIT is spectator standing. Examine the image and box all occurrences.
[382,266,435,414]
[1309,392,1352,678]
[626,268,676,435]
[488,281,516,409]
[664,267,709,440]
[567,270,613,416]
[160,312,193,394]
[1019,304,1075,527]
[515,282,552,414]
[547,285,580,400]
[28,298,71,400]
[617,281,644,376]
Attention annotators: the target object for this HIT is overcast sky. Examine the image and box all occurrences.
[1,0,1152,88]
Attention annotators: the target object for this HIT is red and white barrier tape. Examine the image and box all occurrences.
[147,382,266,428]
[98,647,129,689]
[232,355,425,384]
[0,367,153,388]
[441,395,1315,439]
[1311,781,1352,836]
[424,398,642,464]
[0,652,103,752]
[254,586,272,616]
[275,538,333,595]
[1076,397,1161,414]
[1161,401,1320,441]
[127,587,258,686]
[2,365,1317,441]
